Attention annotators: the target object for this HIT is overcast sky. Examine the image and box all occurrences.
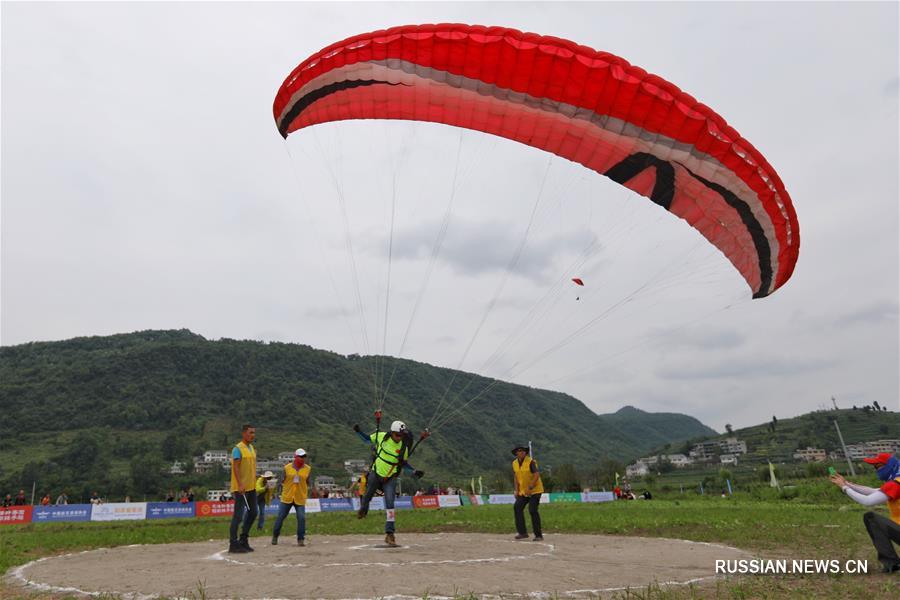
[3,2,898,431]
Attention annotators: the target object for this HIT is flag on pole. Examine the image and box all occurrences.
[768,462,779,488]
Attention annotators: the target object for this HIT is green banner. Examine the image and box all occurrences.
[549,492,582,503]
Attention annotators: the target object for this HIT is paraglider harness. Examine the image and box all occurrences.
[370,410,429,480]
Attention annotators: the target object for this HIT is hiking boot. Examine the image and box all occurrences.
[384,533,398,547]
[297,539,305,547]
[240,534,254,552]
[514,534,529,540]
[533,536,544,541]
[228,540,248,553]
[357,507,368,519]
[271,536,278,545]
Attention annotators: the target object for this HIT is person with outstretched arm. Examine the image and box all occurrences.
[352,419,425,547]
[830,452,900,573]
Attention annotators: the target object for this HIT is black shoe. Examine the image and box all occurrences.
[533,536,544,541]
[271,536,278,545]
[514,534,528,540]
[297,539,305,547]
[228,541,248,554]
[357,508,368,519]
[881,562,900,573]
[240,535,254,552]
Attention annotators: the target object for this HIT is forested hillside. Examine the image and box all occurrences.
[1,330,715,499]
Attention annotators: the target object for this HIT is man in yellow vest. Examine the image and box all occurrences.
[271,448,315,546]
[353,420,424,547]
[831,452,900,572]
[229,424,257,553]
[512,444,544,541]
[349,469,368,498]
[250,471,277,531]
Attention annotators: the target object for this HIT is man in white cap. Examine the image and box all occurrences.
[271,448,315,546]
[353,419,425,547]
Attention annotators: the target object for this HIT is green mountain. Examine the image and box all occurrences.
[0,330,715,499]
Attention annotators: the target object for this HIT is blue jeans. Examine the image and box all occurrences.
[248,494,269,529]
[360,473,397,533]
[272,502,306,540]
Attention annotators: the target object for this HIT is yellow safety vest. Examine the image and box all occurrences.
[512,456,544,496]
[370,432,409,478]
[280,463,312,505]
[255,476,276,503]
[230,442,257,492]
[357,474,367,497]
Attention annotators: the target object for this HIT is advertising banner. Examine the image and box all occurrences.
[412,495,439,509]
[264,502,281,516]
[146,502,195,519]
[305,499,321,513]
[437,495,461,508]
[319,498,353,512]
[549,492,582,503]
[32,504,91,523]
[195,501,234,518]
[540,494,550,503]
[581,491,615,503]
[395,496,413,509]
[488,494,515,505]
[0,506,33,525]
[90,502,147,521]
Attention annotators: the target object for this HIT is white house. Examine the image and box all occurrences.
[626,462,649,478]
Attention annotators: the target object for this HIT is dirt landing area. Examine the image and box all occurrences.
[8,533,749,598]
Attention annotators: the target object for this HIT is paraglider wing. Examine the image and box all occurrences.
[274,24,799,298]
[572,278,584,286]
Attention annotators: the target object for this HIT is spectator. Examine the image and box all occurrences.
[179,490,189,504]
[186,487,195,502]
[40,493,51,506]
[14,490,27,505]
[90,491,102,505]
[249,471,277,531]
[2,494,12,507]
[165,489,175,503]
[55,492,68,505]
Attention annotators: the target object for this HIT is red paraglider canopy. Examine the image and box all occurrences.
[572,278,584,286]
[274,24,799,299]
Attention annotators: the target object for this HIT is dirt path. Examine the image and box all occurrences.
[7,533,750,598]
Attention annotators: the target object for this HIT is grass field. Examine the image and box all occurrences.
[1,498,898,599]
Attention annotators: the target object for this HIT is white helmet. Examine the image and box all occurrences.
[294,448,307,457]
[390,420,407,433]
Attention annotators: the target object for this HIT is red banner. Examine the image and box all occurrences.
[0,505,33,525]
[412,495,439,509]
[195,501,234,517]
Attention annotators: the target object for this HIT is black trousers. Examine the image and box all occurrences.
[229,490,258,543]
[514,493,542,537]
[863,511,900,570]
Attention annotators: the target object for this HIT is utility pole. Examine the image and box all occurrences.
[831,396,839,411]
[833,419,856,476]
